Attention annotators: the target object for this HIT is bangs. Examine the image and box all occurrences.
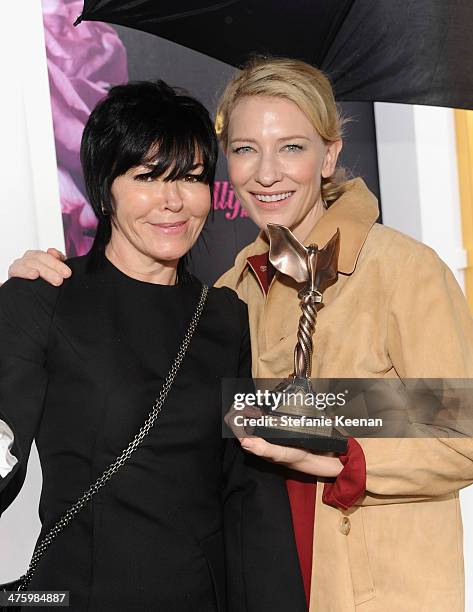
[142,132,211,184]
[109,90,217,186]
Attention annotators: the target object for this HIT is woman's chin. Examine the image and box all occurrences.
[148,251,185,264]
[256,214,297,232]
[142,238,192,263]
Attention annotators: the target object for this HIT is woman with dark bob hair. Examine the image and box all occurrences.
[0,81,306,611]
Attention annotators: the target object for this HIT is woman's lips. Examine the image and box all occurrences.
[250,191,295,210]
[150,220,188,234]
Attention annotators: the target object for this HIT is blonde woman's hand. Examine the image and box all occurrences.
[8,248,71,286]
[240,437,343,477]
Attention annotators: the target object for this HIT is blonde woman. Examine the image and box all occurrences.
[10,58,473,612]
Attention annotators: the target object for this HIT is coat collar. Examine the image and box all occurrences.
[244,177,379,276]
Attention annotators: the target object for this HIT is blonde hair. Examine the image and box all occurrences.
[216,56,348,205]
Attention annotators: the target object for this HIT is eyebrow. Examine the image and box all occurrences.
[143,162,204,170]
[230,135,312,144]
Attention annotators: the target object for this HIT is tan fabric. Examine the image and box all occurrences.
[216,178,473,611]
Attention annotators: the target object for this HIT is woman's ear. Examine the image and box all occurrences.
[321,139,343,178]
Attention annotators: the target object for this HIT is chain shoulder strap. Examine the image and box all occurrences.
[19,284,209,589]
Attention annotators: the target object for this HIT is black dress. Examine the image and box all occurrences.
[0,254,306,612]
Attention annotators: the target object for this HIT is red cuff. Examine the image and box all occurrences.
[322,438,366,510]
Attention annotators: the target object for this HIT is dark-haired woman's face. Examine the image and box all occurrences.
[108,162,210,268]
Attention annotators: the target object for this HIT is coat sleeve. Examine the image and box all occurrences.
[222,296,306,612]
[356,245,473,503]
[0,278,56,515]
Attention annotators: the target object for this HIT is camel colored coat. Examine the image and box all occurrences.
[216,178,473,612]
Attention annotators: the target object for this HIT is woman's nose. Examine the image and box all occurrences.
[255,153,282,186]
[159,180,184,212]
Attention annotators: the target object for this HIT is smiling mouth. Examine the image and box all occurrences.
[251,191,295,209]
[149,220,188,234]
[254,191,294,202]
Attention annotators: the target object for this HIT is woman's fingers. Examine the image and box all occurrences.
[240,437,307,463]
[8,249,72,286]
[47,248,66,261]
[240,436,343,477]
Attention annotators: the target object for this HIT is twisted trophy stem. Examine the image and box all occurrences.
[294,290,321,378]
[293,246,322,379]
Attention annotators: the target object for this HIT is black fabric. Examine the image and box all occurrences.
[0,254,306,612]
[1,578,23,612]
[76,0,473,109]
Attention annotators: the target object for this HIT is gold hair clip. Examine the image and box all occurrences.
[214,112,224,136]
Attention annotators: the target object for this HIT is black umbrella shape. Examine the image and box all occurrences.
[74,0,473,109]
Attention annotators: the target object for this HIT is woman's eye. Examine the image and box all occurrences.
[182,174,203,183]
[134,173,154,182]
[233,146,254,154]
[282,144,304,152]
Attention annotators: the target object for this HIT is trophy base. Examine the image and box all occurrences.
[254,425,348,454]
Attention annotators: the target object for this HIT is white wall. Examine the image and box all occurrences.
[0,0,64,282]
[374,103,467,286]
[375,102,473,611]
[0,0,63,582]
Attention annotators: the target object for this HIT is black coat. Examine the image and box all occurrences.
[0,254,306,612]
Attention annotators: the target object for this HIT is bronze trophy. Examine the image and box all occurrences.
[254,223,348,453]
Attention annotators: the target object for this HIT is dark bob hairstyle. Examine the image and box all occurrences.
[80,80,218,264]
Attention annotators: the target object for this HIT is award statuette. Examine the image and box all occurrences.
[254,223,348,454]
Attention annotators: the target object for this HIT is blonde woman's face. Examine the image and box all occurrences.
[226,96,341,240]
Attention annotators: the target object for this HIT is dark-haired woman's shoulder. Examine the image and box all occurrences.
[0,255,90,341]
[207,283,249,335]
[208,283,248,313]
[183,272,248,321]
[0,275,61,335]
